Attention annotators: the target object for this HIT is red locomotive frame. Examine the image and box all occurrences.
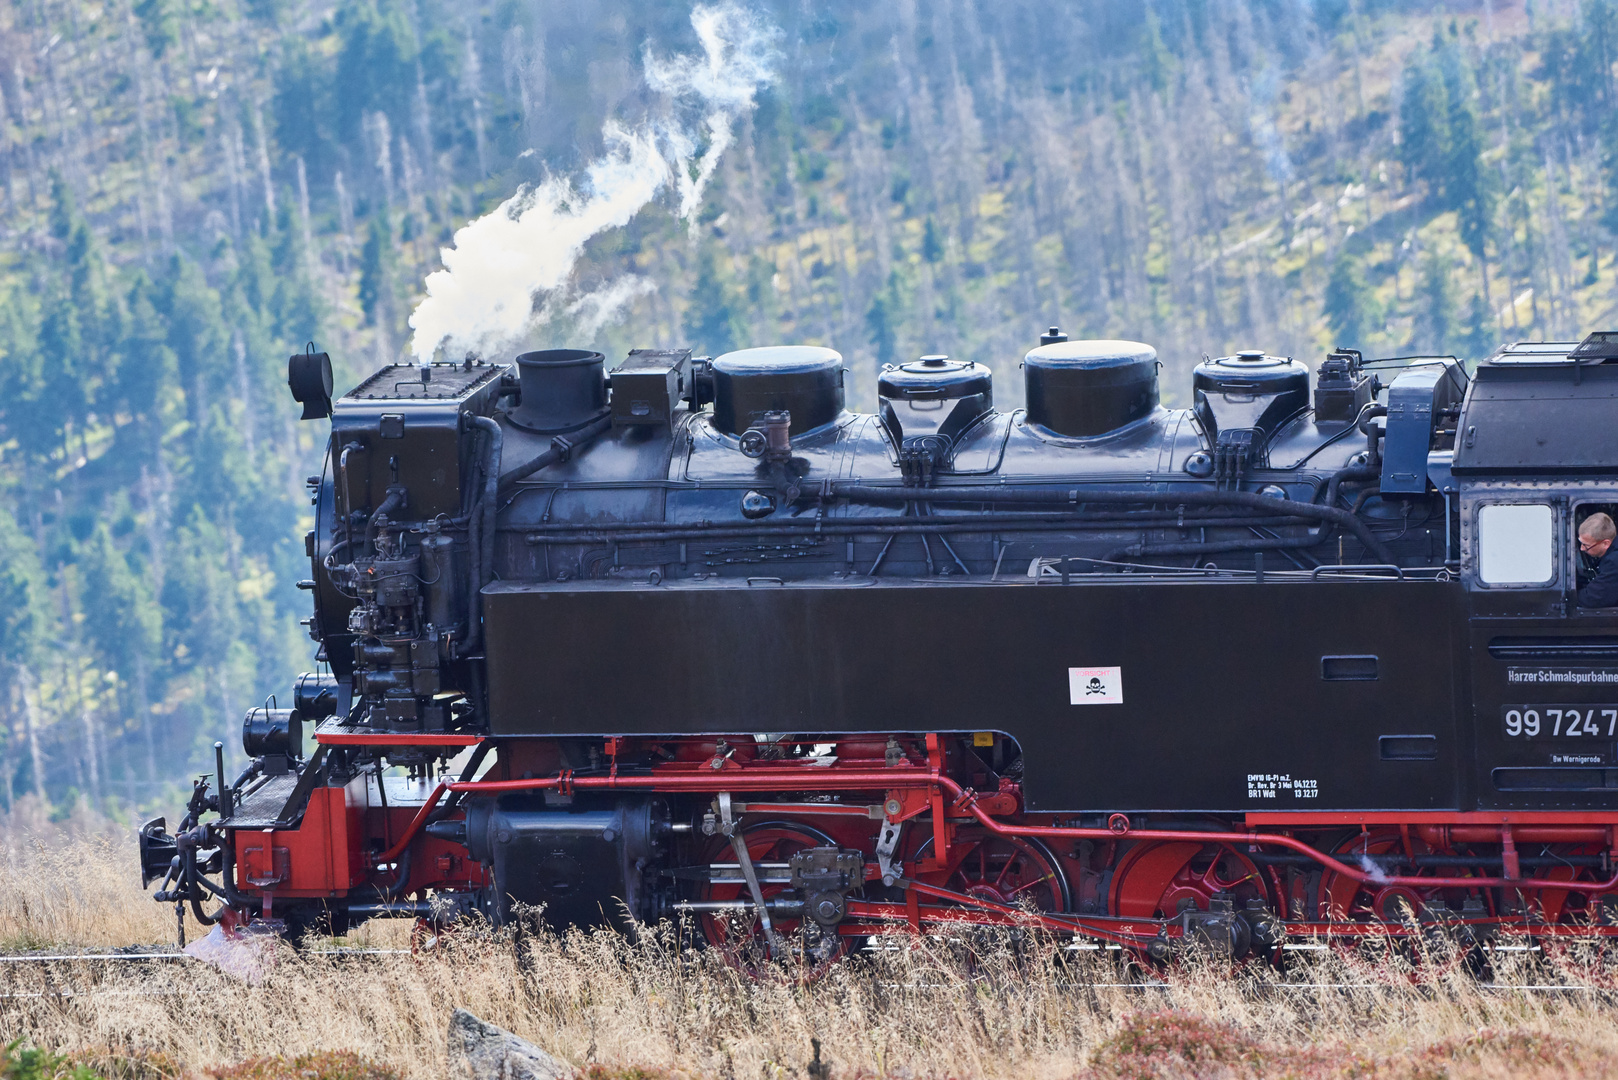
[218,727,1618,958]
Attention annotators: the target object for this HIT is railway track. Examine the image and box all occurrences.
[0,948,409,963]
[0,948,1608,997]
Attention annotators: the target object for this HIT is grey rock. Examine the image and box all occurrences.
[449,1007,571,1080]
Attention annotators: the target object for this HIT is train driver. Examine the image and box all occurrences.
[1577,512,1618,608]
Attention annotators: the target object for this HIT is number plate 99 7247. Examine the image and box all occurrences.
[1502,705,1618,738]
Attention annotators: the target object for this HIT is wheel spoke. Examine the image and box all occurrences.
[1008,872,1053,897]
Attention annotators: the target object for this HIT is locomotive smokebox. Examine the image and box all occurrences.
[1022,340,1158,438]
[711,346,844,437]
[509,349,607,433]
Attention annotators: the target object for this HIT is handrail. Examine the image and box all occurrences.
[1311,563,1404,581]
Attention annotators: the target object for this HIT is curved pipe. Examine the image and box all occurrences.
[378,847,412,901]
[179,846,218,926]
[190,897,220,926]
[375,784,447,865]
[366,487,406,556]
[1321,465,1380,510]
[1359,404,1388,461]
[431,739,496,821]
[832,484,1398,566]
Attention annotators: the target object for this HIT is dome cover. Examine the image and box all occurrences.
[711,346,845,436]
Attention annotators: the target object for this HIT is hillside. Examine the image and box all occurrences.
[0,0,1612,804]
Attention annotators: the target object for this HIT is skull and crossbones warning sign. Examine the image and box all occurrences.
[1068,666,1123,705]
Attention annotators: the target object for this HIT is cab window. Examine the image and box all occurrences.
[1477,503,1555,585]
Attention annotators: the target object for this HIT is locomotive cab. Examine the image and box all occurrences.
[1453,335,1618,809]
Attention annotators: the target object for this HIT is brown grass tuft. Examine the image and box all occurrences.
[202,1052,403,1080]
[1091,1011,1274,1076]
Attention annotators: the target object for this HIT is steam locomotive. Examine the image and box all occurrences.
[139,326,1618,960]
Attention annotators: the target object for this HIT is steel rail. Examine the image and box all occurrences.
[0,948,411,964]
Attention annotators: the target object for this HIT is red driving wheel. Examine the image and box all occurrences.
[1109,840,1268,919]
[697,820,848,967]
[913,832,1070,915]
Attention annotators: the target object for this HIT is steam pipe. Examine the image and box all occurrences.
[463,416,503,653]
[1105,535,1318,562]
[497,412,612,496]
[176,841,218,926]
[464,506,481,650]
[831,484,1398,565]
[522,514,1322,547]
[189,897,219,927]
[347,901,440,918]
[430,739,496,820]
[399,768,1618,895]
[214,743,230,820]
[216,830,250,910]
[338,442,362,529]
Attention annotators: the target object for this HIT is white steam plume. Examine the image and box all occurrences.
[408,4,779,362]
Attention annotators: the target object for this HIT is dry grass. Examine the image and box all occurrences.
[0,808,403,953]
[0,802,188,952]
[4,827,1618,1079]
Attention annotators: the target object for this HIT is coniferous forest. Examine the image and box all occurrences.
[0,0,1614,811]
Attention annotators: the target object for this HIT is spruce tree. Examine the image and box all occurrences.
[43,173,107,449]
[81,525,162,699]
[273,36,336,180]
[0,503,49,802]
[867,291,897,367]
[333,0,419,148]
[1411,252,1459,354]
[112,273,181,465]
[685,246,738,356]
[272,195,328,347]
[155,254,231,455]
[1458,292,1498,360]
[1399,49,1451,195]
[0,505,48,672]
[359,214,399,329]
[133,0,181,58]
[922,217,945,263]
[1438,38,1497,307]
[0,282,45,465]
[1324,252,1381,346]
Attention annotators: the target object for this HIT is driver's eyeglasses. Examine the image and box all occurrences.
[1582,539,1601,552]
